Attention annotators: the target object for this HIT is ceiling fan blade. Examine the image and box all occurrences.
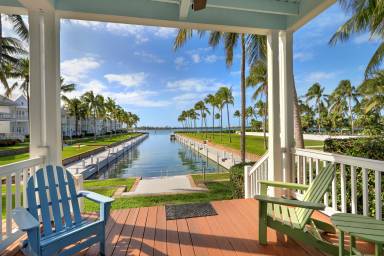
[192,0,207,11]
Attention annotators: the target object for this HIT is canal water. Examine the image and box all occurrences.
[96,130,227,179]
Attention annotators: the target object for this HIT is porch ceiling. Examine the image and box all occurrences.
[0,0,335,34]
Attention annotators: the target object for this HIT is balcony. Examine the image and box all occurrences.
[0,113,15,121]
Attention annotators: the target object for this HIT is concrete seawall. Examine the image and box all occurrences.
[67,133,148,179]
[175,134,249,169]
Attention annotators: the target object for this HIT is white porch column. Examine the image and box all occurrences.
[267,30,282,187]
[279,31,295,183]
[28,10,62,164]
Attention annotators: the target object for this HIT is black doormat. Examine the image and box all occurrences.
[165,202,217,220]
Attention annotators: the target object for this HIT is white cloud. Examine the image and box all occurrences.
[134,51,165,63]
[104,73,147,87]
[191,54,201,63]
[353,32,380,44]
[294,51,314,62]
[204,54,220,63]
[173,93,204,105]
[68,20,177,43]
[304,71,337,82]
[166,78,227,93]
[61,57,101,83]
[174,57,188,70]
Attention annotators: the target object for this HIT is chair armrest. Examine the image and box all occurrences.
[78,190,114,204]
[258,180,309,191]
[12,207,39,231]
[254,195,325,210]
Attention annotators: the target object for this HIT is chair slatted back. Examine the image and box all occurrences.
[295,163,335,228]
[26,165,83,237]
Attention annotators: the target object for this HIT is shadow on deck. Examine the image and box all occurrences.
[2,199,375,256]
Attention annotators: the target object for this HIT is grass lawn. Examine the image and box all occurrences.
[83,173,231,212]
[0,133,141,166]
[0,141,29,152]
[180,132,324,155]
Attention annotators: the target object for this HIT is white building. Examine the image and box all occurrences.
[0,95,29,140]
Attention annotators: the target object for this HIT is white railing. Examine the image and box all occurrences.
[0,157,45,250]
[244,151,268,198]
[292,148,383,220]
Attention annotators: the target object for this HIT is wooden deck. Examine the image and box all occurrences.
[2,199,375,256]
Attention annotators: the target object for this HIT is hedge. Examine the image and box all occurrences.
[229,162,255,199]
[324,137,384,218]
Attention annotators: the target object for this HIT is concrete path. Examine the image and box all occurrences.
[121,175,207,197]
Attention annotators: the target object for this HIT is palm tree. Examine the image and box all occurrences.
[255,100,268,149]
[234,110,241,128]
[194,100,207,133]
[0,14,28,92]
[246,106,255,128]
[330,80,360,134]
[105,97,117,134]
[65,98,85,136]
[358,70,384,114]
[215,91,225,142]
[330,0,384,77]
[305,83,327,133]
[204,94,218,138]
[81,91,105,140]
[216,87,234,142]
[60,77,76,102]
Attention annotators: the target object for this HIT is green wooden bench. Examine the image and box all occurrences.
[331,213,384,256]
[255,163,345,255]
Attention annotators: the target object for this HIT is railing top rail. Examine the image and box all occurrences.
[0,156,45,176]
[249,151,268,175]
[292,148,384,172]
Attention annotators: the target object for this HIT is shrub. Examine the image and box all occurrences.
[0,139,21,146]
[229,162,255,199]
[324,137,384,217]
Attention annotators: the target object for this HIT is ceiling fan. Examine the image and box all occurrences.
[192,0,207,11]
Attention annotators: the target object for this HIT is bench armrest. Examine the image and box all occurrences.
[258,180,309,191]
[254,195,325,210]
[78,190,114,204]
[12,207,39,231]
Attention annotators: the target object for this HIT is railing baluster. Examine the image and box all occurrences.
[351,166,357,214]
[362,168,369,216]
[297,156,301,184]
[340,164,346,213]
[303,156,307,185]
[332,164,337,211]
[375,170,382,220]
[309,158,313,184]
[0,178,2,241]
[6,174,12,237]
[23,168,28,208]
[323,161,329,207]
[315,159,320,176]
[15,171,21,208]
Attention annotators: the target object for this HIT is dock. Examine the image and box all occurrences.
[175,134,248,169]
[66,133,148,179]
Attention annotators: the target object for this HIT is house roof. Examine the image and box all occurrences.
[0,95,17,106]
[1,0,335,34]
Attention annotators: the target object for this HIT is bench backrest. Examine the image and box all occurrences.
[26,165,82,237]
[296,163,335,228]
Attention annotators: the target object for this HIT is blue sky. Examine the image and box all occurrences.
[2,4,381,127]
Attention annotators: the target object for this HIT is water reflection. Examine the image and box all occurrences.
[94,131,226,179]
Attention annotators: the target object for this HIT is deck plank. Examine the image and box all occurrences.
[5,199,368,256]
[140,206,158,256]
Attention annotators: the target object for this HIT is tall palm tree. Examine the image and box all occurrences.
[81,91,105,140]
[65,98,85,136]
[194,100,207,133]
[105,97,117,134]
[215,91,225,142]
[174,30,265,162]
[330,80,360,134]
[330,0,384,77]
[234,110,241,128]
[305,83,327,133]
[216,87,234,142]
[204,94,218,138]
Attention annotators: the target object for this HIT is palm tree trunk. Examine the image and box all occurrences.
[93,111,96,140]
[349,97,353,135]
[293,81,304,148]
[226,103,231,142]
[75,116,79,136]
[240,34,246,163]
[200,110,203,133]
[220,108,223,142]
[212,107,215,139]
[263,105,267,150]
[318,102,321,133]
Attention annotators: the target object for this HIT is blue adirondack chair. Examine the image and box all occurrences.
[12,165,114,256]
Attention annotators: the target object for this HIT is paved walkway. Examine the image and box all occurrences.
[121,175,207,197]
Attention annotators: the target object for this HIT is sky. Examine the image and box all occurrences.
[1,3,381,127]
